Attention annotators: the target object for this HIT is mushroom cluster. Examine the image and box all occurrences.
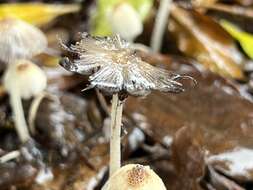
[0,18,47,143]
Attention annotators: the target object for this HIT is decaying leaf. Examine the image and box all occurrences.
[206,166,245,190]
[0,3,80,26]
[169,5,245,79]
[0,162,38,189]
[29,143,108,190]
[125,52,253,182]
[192,0,218,7]
[170,126,205,190]
[208,148,253,182]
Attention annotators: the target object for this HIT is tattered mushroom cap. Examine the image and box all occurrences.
[3,59,47,99]
[102,164,167,190]
[60,33,194,96]
[0,18,47,63]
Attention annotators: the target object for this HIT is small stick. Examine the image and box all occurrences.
[28,92,48,134]
[109,94,123,176]
[95,89,110,116]
[0,150,20,163]
[198,3,253,18]
[151,0,172,52]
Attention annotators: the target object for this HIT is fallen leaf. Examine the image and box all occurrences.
[125,52,253,181]
[0,3,80,26]
[169,5,245,79]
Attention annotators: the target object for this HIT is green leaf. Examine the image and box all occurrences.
[220,20,253,59]
[91,0,153,36]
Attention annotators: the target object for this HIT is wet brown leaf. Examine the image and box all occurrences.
[46,67,87,91]
[30,143,108,190]
[207,165,245,190]
[125,52,253,181]
[192,0,218,7]
[0,162,38,189]
[170,126,205,190]
[169,5,245,79]
[34,92,103,155]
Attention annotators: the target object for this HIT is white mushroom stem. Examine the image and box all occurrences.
[3,59,47,144]
[150,0,172,52]
[109,94,123,176]
[9,86,30,143]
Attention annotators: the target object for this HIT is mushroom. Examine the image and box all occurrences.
[151,0,172,52]
[3,59,47,143]
[102,164,167,190]
[59,33,194,176]
[109,2,143,42]
[0,18,47,63]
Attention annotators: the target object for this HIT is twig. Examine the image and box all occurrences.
[151,0,172,52]
[0,150,20,163]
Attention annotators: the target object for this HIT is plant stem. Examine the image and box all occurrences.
[10,87,30,143]
[109,93,123,177]
[150,0,172,52]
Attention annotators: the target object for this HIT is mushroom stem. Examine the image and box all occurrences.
[150,0,172,52]
[109,94,123,176]
[9,85,30,143]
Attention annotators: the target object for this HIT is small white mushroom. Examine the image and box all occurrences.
[0,18,47,63]
[102,164,167,190]
[109,2,143,42]
[3,59,47,143]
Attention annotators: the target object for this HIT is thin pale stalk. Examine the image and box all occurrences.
[109,94,123,176]
[10,87,30,143]
[0,150,20,163]
[150,0,172,52]
[28,91,47,134]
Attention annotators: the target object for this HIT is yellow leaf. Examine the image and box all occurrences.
[0,3,80,26]
[221,20,253,59]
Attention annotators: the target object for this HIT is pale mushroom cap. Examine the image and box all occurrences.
[3,59,47,99]
[0,18,47,63]
[60,34,188,96]
[102,164,167,190]
[109,3,143,41]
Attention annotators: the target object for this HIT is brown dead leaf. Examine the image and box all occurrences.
[125,52,253,182]
[169,5,245,79]
[170,126,205,190]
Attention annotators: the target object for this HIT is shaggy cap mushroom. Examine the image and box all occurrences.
[0,18,47,63]
[102,164,167,190]
[60,33,190,97]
